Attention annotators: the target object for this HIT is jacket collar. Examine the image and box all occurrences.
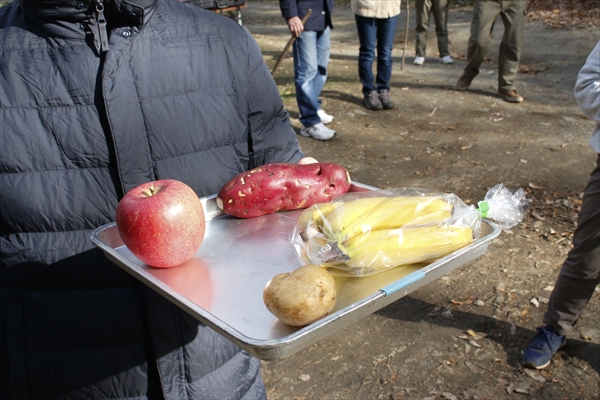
[19,0,158,37]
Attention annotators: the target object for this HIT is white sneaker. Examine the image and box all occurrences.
[440,55,453,64]
[300,122,335,141]
[414,56,425,65]
[317,109,334,124]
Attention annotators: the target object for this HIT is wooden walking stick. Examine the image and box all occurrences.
[401,0,410,70]
[271,9,313,77]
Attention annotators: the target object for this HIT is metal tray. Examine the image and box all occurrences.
[90,183,501,360]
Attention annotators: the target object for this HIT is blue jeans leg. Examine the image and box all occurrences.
[356,15,398,95]
[375,15,398,92]
[293,28,331,127]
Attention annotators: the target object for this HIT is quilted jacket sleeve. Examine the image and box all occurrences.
[244,27,304,168]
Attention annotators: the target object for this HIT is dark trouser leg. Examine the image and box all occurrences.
[415,0,431,57]
[432,0,450,57]
[464,0,500,79]
[543,155,600,336]
[497,0,526,91]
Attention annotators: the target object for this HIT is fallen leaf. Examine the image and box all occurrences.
[515,387,530,394]
[529,182,544,189]
[530,298,540,307]
[466,329,487,340]
[524,369,546,382]
[532,210,545,220]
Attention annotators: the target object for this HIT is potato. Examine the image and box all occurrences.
[263,264,337,327]
[216,162,351,218]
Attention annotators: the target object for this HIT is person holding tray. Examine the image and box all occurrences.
[0,0,313,398]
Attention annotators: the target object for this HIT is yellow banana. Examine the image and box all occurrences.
[323,196,454,242]
[332,224,474,275]
[297,201,342,230]
[320,196,390,237]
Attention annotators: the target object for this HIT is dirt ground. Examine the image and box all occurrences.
[240,2,599,399]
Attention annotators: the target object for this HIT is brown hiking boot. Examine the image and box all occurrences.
[456,75,473,91]
[498,89,524,103]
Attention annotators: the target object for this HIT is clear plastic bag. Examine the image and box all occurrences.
[292,185,528,277]
[476,183,529,230]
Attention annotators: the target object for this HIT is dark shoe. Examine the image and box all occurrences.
[523,325,566,370]
[379,90,394,109]
[363,91,383,110]
[456,75,473,91]
[498,89,524,103]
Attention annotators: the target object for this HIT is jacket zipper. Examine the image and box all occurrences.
[94,0,110,53]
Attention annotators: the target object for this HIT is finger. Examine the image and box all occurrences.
[298,157,318,165]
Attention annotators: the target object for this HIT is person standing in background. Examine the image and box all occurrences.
[280,0,336,140]
[456,0,526,103]
[522,40,600,370]
[351,0,402,111]
[414,0,453,65]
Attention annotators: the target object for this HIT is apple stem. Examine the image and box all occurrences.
[141,186,159,197]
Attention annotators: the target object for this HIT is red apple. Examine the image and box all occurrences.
[116,179,206,268]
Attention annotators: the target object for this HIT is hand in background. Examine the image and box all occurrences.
[286,16,304,37]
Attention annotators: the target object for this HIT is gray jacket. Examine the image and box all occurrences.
[574,40,600,155]
[0,0,302,398]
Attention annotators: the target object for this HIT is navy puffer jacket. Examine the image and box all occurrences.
[0,0,303,398]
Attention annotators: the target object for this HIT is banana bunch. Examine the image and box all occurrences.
[297,195,474,276]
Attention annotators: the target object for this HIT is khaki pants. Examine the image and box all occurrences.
[415,0,450,58]
[544,155,600,336]
[463,0,526,90]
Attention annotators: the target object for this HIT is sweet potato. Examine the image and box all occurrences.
[216,163,352,218]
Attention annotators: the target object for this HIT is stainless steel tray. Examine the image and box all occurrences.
[90,183,501,360]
